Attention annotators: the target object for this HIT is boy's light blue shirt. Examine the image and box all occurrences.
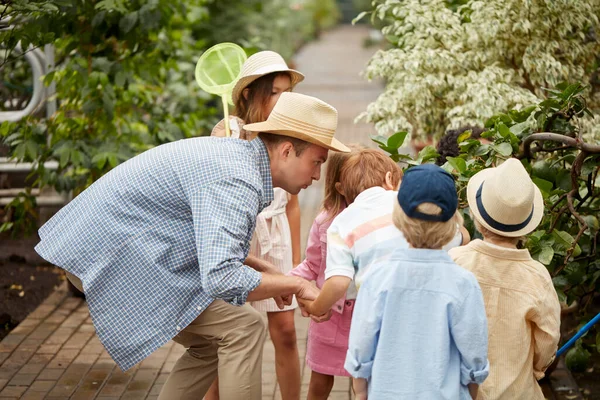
[345,247,489,400]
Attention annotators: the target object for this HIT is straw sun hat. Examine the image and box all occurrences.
[467,158,544,237]
[231,50,304,104]
[243,92,350,153]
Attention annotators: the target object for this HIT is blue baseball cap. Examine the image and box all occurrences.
[397,164,458,222]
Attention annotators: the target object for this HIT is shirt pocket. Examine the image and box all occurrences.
[310,316,338,345]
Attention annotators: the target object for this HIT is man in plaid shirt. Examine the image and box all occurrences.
[35,93,349,399]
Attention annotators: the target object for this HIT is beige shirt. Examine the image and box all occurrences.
[449,239,560,400]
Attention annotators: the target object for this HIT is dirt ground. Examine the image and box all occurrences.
[0,258,64,341]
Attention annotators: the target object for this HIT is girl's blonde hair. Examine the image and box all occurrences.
[321,144,364,221]
[473,217,522,246]
[233,72,291,124]
[339,149,403,204]
[393,201,463,249]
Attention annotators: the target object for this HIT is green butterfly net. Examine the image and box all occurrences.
[195,43,247,137]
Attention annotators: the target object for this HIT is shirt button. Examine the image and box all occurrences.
[176,326,181,331]
[197,306,202,311]
[337,306,343,311]
[346,301,352,306]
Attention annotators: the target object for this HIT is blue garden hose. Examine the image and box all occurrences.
[556,312,600,357]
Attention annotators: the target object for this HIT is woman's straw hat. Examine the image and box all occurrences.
[243,92,350,153]
[232,51,304,104]
[467,158,544,237]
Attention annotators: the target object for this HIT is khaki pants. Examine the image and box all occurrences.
[66,273,267,399]
[158,299,267,400]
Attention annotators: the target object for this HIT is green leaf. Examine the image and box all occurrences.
[352,11,370,25]
[43,71,56,86]
[509,121,529,137]
[473,144,491,156]
[387,131,408,149]
[102,93,115,121]
[446,156,467,173]
[457,131,472,143]
[497,123,511,139]
[552,275,568,287]
[91,11,106,28]
[532,177,553,196]
[417,146,439,163]
[115,71,127,87]
[493,142,513,156]
[537,246,554,265]
[554,230,575,247]
[120,12,138,34]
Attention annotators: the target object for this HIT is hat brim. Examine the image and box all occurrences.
[243,120,350,153]
[232,69,305,104]
[467,166,544,237]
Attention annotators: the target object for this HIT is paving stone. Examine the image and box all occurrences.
[121,368,160,399]
[62,331,94,350]
[18,380,56,400]
[69,358,115,400]
[0,385,27,398]
[46,348,81,369]
[43,326,77,346]
[95,365,139,397]
[17,354,52,375]
[37,369,64,381]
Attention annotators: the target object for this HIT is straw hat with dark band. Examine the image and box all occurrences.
[232,51,304,104]
[244,92,350,153]
[467,158,544,237]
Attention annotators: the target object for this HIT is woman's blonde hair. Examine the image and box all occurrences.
[321,144,364,221]
[392,201,463,249]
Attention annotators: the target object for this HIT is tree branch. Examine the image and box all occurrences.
[522,132,600,159]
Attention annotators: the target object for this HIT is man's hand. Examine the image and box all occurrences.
[273,294,293,310]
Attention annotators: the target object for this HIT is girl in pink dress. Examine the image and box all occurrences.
[289,147,359,399]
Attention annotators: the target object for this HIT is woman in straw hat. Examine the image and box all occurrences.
[449,158,561,400]
[209,50,305,400]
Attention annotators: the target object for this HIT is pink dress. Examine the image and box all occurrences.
[289,210,353,377]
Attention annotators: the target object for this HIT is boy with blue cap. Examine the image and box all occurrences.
[345,164,490,400]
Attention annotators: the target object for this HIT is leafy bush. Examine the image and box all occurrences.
[359,0,600,142]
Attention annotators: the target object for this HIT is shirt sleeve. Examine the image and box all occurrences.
[450,279,490,386]
[192,178,262,305]
[324,221,355,280]
[344,283,384,379]
[288,218,321,281]
[531,282,561,379]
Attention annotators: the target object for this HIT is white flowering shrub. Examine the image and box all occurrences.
[361,0,600,141]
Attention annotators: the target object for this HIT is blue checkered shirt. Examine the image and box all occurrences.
[35,137,273,370]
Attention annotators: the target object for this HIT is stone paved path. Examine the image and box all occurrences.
[0,24,382,399]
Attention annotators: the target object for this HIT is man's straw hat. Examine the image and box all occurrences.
[243,92,350,152]
[467,158,544,237]
[232,51,304,104]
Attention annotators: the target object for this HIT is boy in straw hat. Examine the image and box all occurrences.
[345,164,489,400]
[34,90,348,400]
[449,158,561,400]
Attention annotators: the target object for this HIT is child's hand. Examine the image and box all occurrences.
[352,378,368,400]
[298,298,332,322]
[297,298,313,318]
